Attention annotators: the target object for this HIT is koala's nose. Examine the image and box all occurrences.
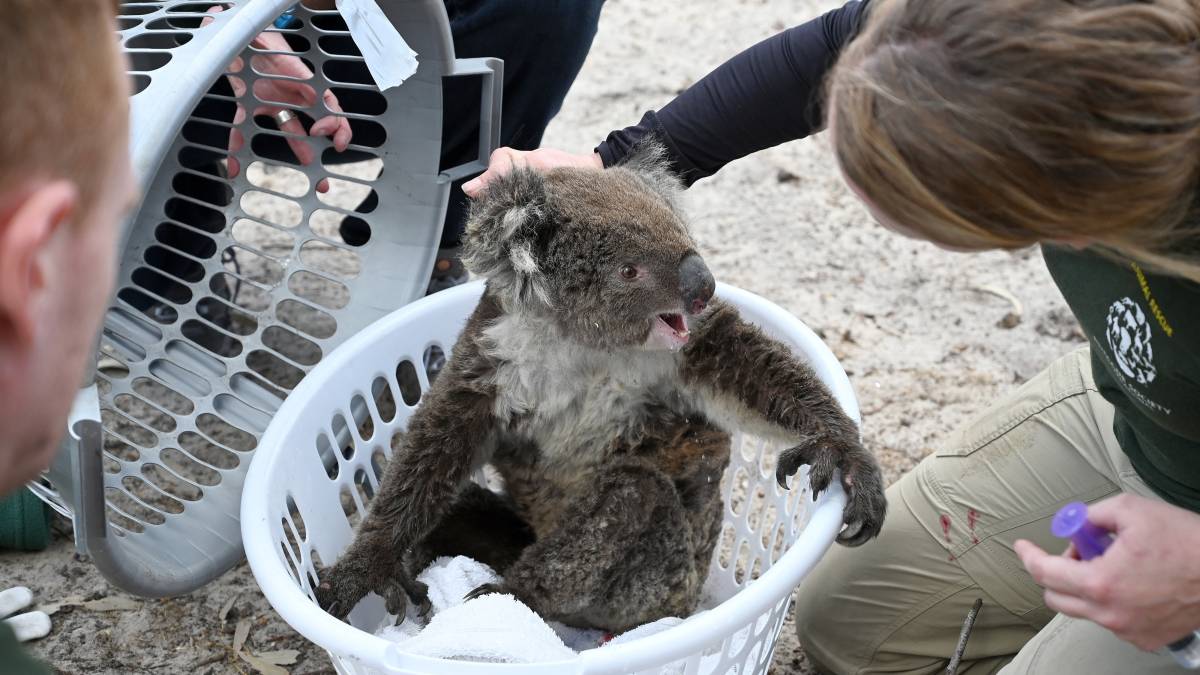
[679,253,715,315]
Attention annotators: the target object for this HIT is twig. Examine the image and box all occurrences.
[946,598,983,675]
[971,285,1023,328]
[192,652,227,669]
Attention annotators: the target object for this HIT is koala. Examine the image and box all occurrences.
[314,142,886,633]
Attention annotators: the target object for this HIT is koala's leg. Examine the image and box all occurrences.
[467,461,697,633]
[631,410,730,586]
[407,483,535,575]
[681,301,887,547]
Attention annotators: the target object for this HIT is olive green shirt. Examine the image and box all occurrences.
[0,620,51,675]
[1043,245,1200,511]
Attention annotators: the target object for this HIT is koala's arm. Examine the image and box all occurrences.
[360,377,499,552]
[316,297,503,617]
[680,300,886,545]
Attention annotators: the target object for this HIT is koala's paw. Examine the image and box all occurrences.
[776,437,887,547]
[315,559,430,621]
[464,582,513,603]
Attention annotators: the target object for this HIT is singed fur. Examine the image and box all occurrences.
[316,141,887,633]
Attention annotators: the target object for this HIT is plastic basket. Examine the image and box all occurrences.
[242,280,859,675]
[30,0,502,597]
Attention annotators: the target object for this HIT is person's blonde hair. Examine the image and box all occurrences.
[0,0,124,211]
[829,0,1200,281]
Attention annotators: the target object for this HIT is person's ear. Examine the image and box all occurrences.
[0,181,78,347]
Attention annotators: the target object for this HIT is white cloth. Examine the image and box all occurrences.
[372,556,749,671]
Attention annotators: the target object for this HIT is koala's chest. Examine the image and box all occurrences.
[488,348,684,463]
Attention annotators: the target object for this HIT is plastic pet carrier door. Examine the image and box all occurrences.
[29,0,501,597]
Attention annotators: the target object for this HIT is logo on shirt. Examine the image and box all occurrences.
[1105,297,1157,385]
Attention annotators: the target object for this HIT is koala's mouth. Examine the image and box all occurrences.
[651,312,690,348]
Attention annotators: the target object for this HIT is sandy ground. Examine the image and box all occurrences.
[0,0,1086,672]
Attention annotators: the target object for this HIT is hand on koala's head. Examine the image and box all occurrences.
[462,147,603,198]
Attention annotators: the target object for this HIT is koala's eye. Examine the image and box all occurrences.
[619,265,638,280]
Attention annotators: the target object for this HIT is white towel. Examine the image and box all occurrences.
[372,555,748,670]
[399,594,576,663]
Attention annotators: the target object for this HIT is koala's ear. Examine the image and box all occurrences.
[461,168,553,308]
[614,136,685,202]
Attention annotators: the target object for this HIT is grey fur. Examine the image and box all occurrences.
[315,141,886,633]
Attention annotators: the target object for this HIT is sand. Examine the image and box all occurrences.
[0,0,1084,672]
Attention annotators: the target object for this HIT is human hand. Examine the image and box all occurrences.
[0,586,50,643]
[1015,493,1200,651]
[205,7,352,192]
[462,147,603,198]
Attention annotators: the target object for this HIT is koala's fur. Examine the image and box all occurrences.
[315,142,887,633]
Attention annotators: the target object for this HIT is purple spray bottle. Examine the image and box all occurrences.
[1052,501,1200,669]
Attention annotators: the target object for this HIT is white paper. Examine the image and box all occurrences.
[335,0,419,91]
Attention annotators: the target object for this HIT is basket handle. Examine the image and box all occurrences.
[69,409,198,597]
[438,56,505,184]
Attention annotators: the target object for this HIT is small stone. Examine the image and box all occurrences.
[996,312,1021,329]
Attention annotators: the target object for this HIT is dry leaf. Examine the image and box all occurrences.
[80,596,140,612]
[233,618,251,653]
[255,649,299,665]
[40,595,139,614]
[38,595,84,616]
[219,594,239,623]
[237,650,288,675]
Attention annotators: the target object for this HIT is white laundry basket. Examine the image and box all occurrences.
[242,280,859,675]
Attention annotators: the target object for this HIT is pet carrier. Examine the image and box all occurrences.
[29,0,502,597]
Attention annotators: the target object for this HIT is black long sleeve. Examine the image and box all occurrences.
[595,1,868,186]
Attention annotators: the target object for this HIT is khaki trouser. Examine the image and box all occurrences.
[794,348,1190,674]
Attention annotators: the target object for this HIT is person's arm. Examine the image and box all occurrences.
[462,1,868,197]
[596,1,867,186]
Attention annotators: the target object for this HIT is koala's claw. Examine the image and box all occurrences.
[837,468,887,547]
[315,560,429,622]
[464,583,509,602]
[776,438,887,547]
[314,568,364,620]
[381,579,408,617]
[775,444,835,495]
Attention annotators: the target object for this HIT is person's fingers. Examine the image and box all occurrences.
[255,54,315,82]
[322,88,345,115]
[463,148,526,197]
[310,115,352,152]
[1064,541,1081,561]
[202,5,222,28]
[252,79,315,109]
[309,116,338,136]
[1044,589,1100,620]
[333,119,352,152]
[228,75,247,99]
[1015,538,1094,598]
[1085,494,1136,533]
[253,104,315,167]
[319,90,353,151]
[282,123,315,167]
[227,127,244,179]
[316,177,330,193]
[252,29,297,55]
